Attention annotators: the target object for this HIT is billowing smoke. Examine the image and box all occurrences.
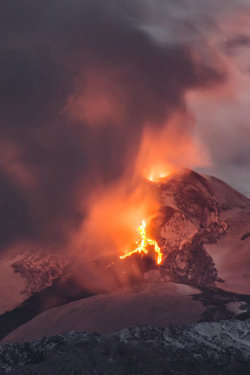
[0,0,249,260]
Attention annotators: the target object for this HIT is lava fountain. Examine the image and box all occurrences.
[120,220,163,264]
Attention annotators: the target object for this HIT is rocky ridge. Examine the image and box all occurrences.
[0,320,250,374]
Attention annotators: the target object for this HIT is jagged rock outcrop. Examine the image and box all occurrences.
[0,251,68,315]
[12,252,68,297]
[1,320,250,374]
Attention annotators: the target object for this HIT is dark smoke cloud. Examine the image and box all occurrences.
[0,0,223,250]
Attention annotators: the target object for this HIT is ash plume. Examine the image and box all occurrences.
[1,0,246,255]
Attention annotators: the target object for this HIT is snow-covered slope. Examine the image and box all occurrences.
[1,281,205,343]
[1,320,250,374]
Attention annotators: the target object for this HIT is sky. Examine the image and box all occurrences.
[1,0,250,252]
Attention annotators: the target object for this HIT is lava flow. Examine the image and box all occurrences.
[120,220,163,264]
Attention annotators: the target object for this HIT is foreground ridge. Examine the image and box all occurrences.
[1,320,250,374]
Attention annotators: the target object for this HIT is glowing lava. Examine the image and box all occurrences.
[120,220,163,264]
[147,167,171,182]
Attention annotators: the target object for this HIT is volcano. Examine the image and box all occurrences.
[1,169,250,344]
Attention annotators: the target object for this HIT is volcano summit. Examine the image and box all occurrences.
[1,170,250,344]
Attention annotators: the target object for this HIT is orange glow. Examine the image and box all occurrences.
[147,167,171,182]
[69,110,212,292]
[136,113,211,182]
[120,220,163,264]
[72,113,211,267]
[72,177,161,263]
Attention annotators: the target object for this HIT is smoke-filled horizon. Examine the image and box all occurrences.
[0,0,250,253]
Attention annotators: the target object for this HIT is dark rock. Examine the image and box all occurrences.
[1,320,250,374]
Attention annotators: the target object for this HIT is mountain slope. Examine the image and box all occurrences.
[1,169,250,343]
[1,282,205,343]
[157,170,250,290]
